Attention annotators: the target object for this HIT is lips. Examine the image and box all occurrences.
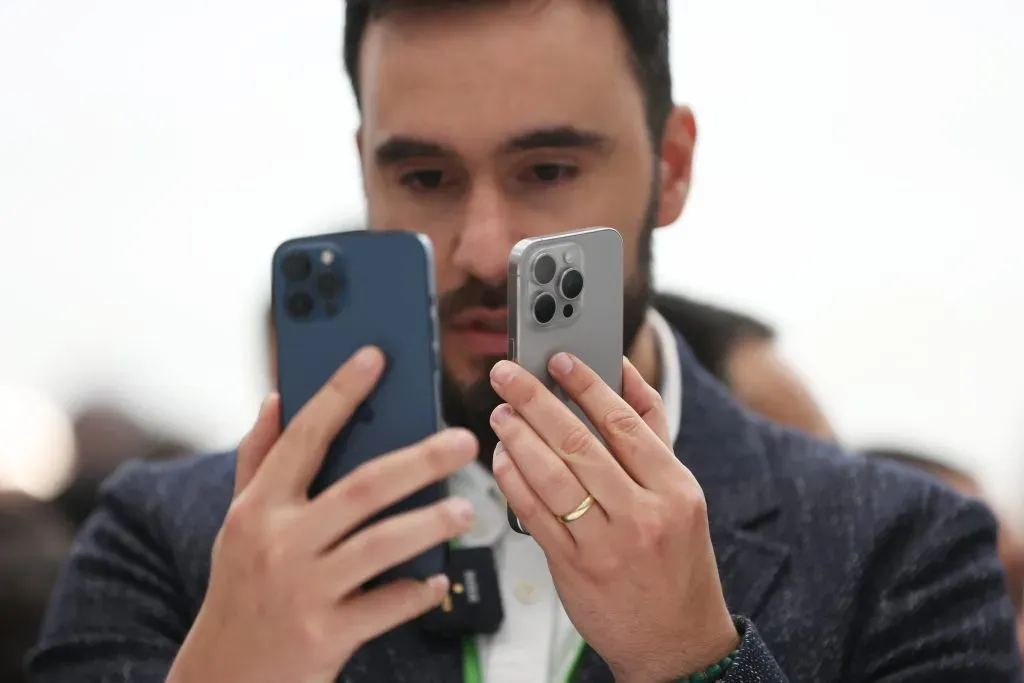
[450,308,508,334]
[449,308,509,356]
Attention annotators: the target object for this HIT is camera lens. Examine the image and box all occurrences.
[286,292,314,319]
[317,271,341,299]
[533,293,557,324]
[533,254,556,285]
[559,268,584,299]
[282,252,312,283]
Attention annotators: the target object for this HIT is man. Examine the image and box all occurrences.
[30,1,1020,682]
[865,447,1024,659]
[653,295,834,441]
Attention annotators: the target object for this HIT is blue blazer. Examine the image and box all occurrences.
[29,328,1022,681]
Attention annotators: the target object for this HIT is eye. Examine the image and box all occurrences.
[400,169,446,191]
[523,163,579,184]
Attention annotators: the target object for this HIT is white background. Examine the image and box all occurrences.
[1,1,1022,509]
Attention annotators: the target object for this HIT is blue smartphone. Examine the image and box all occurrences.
[272,230,445,583]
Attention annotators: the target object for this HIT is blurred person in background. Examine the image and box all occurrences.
[654,295,835,440]
[265,294,836,440]
[55,404,195,529]
[0,493,73,683]
[866,446,1024,658]
[31,1,1021,682]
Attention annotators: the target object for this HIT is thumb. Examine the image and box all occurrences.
[234,393,281,497]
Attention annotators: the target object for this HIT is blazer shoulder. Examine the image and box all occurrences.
[99,451,236,551]
[760,424,993,541]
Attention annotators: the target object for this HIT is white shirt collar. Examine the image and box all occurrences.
[645,306,683,446]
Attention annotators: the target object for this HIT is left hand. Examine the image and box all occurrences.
[488,353,739,683]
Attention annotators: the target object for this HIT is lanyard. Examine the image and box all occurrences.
[461,636,587,683]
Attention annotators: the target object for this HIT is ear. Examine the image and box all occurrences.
[654,106,697,228]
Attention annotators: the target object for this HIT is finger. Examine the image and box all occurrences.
[545,353,678,490]
[489,406,611,538]
[621,357,672,448]
[303,429,478,550]
[340,574,450,647]
[492,444,573,553]
[327,496,476,597]
[234,393,281,497]
[254,346,385,499]
[489,360,634,500]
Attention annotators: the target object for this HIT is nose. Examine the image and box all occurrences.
[451,182,518,284]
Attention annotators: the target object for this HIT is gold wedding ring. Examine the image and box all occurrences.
[559,494,595,523]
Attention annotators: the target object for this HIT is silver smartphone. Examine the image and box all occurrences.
[505,227,624,534]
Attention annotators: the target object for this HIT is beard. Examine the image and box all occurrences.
[440,193,659,469]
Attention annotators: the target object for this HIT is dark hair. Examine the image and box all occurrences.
[343,0,673,143]
[653,294,776,382]
[0,494,74,683]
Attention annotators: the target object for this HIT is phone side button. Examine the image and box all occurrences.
[507,336,515,360]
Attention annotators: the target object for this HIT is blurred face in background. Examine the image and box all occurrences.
[356,0,694,454]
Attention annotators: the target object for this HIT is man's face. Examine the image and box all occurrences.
[356,0,691,455]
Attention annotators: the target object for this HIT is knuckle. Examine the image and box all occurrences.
[289,419,329,453]
[560,426,595,457]
[575,548,621,581]
[352,530,385,560]
[540,466,576,494]
[421,439,453,478]
[630,503,669,552]
[681,486,709,525]
[645,386,667,414]
[341,464,381,507]
[221,498,262,542]
[511,498,542,526]
[601,408,644,438]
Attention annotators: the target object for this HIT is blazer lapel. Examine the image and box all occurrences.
[672,328,791,622]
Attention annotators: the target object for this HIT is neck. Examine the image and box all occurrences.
[627,319,661,393]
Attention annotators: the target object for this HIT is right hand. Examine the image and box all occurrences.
[167,346,478,683]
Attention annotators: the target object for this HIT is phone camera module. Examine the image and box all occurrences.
[533,254,556,285]
[286,292,314,320]
[559,268,584,300]
[533,292,557,324]
[282,251,312,283]
[317,271,342,299]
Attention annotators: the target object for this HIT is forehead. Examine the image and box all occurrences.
[358,0,646,146]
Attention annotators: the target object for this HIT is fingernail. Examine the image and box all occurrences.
[490,404,513,425]
[490,361,515,387]
[549,352,573,375]
[427,573,450,594]
[492,443,509,473]
[353,346,381,370]
[447,497,476,523]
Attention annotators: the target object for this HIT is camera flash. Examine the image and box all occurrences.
[320,250,335,266]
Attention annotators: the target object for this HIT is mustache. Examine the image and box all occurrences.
[437,277,507,322]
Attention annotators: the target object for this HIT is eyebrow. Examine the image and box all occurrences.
[375,137,456,167]
[373,126,611,167]
[502,126,611,154]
